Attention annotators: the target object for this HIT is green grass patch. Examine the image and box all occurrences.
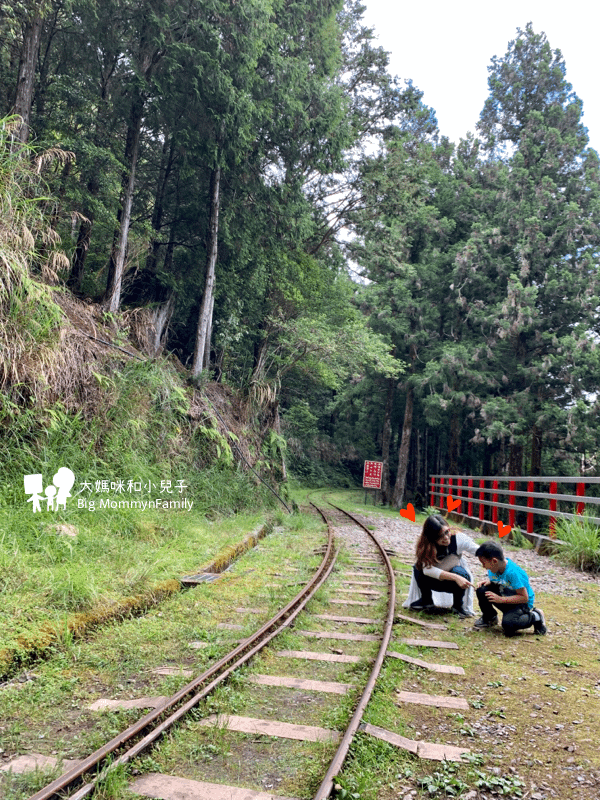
[0,509,270,676]
[551,513,600,572]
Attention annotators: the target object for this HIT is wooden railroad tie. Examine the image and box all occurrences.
[396,690,469,710]
[399,638,459,649]
[247,674,354,695]
[130,774,302,799]
[360,723,470,762]
[387,651,465,675]
[276,649,362,664]
[394,613,447,630]
[298,629,380,642]
[197,713,341,743]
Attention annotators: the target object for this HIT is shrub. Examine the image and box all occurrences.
[552,512,600,572]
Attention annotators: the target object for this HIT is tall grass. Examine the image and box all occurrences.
[0,356,277,637]
[0,116,71,398]
[552,513,600,572]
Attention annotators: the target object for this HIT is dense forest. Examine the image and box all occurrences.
[1,0,600,507]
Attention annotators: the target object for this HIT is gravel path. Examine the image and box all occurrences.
[342,511,600,597]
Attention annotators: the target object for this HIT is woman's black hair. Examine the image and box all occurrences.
[422,514,449,543]
[415,514,450,569]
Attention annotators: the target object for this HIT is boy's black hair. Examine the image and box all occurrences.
[475,541,505,561]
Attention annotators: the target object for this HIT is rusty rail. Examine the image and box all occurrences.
[313,503,396,800]
[29,518,338,800]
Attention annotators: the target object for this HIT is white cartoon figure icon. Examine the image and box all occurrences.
[44,483,57,512]
[53,467,75,511]
[24,474,44,513]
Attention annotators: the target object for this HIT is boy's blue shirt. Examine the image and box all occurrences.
[488,558,534,609]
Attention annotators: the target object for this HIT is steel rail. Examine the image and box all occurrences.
[29,520,338,800]
[313,503,396,800]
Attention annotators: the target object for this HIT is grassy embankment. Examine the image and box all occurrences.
[0,357,284,676]
[0,118,291,677]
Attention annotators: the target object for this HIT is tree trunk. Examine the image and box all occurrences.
[530,427,542,476]
[424,427,428,504]
[392,385,414,509]
[146,134,175,275]
[449,413,460,475]
[103,92,144,312]
[68,218,92,291]
[192,165,221,377]
[415,428,422,504]
[13,13,43,143]
[203,291,215,370]
[150,293,175,356]
[509,442,523,476]
[380,378,395,505]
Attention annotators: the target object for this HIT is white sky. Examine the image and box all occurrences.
[361,0,600,153]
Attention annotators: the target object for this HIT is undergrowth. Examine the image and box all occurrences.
[0,114,287,682]
[0,116,71,395]
[552,513,600,572]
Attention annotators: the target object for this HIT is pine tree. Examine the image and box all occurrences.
[453,24,600,474]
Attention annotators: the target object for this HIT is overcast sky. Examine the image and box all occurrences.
[361,0,600,153]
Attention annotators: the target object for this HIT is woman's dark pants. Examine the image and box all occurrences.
[413,565,470,611]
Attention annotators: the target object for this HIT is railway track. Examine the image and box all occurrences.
[9,500,567,800]
[7,498,596,800]
[6,503,406,799]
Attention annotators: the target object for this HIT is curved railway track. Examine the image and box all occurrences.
[23,503,397,800]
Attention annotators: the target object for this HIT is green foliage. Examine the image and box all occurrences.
[418,762,468,797]
[287,456,356,489]
[0,116,67,391]
[262,430,287,461]
[282,402,319,442]
[552,513,600,572]
[471,770,525,797]
[509,527,531,549]
[265,312,403,390]
[417,760,525,799]
[446,24,600,469]
[193,425,234,468]
[93,762,131,800]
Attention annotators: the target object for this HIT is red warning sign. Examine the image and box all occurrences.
[363,461,383,489]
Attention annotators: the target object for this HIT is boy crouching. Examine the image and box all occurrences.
[474,541,546,637]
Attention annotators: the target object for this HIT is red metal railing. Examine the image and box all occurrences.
[429,474,600,536]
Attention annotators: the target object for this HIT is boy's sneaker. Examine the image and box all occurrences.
[532,607,547,635]
[473,615,498,629]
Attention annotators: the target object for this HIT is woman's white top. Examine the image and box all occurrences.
[402,531,479,612]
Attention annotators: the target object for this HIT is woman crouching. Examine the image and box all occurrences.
[404,514,478,618]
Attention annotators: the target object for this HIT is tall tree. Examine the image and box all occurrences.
[451,24,600,474]
[350,123,468,507]
[11,2,48,143]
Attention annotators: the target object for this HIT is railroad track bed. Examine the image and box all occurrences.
[2,507,394,799]
[1,502,599,800]
[317,502,600,800]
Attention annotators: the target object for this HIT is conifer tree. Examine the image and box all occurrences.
[452,24,600,474]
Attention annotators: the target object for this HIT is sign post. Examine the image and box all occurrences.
[362,460,383,505]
